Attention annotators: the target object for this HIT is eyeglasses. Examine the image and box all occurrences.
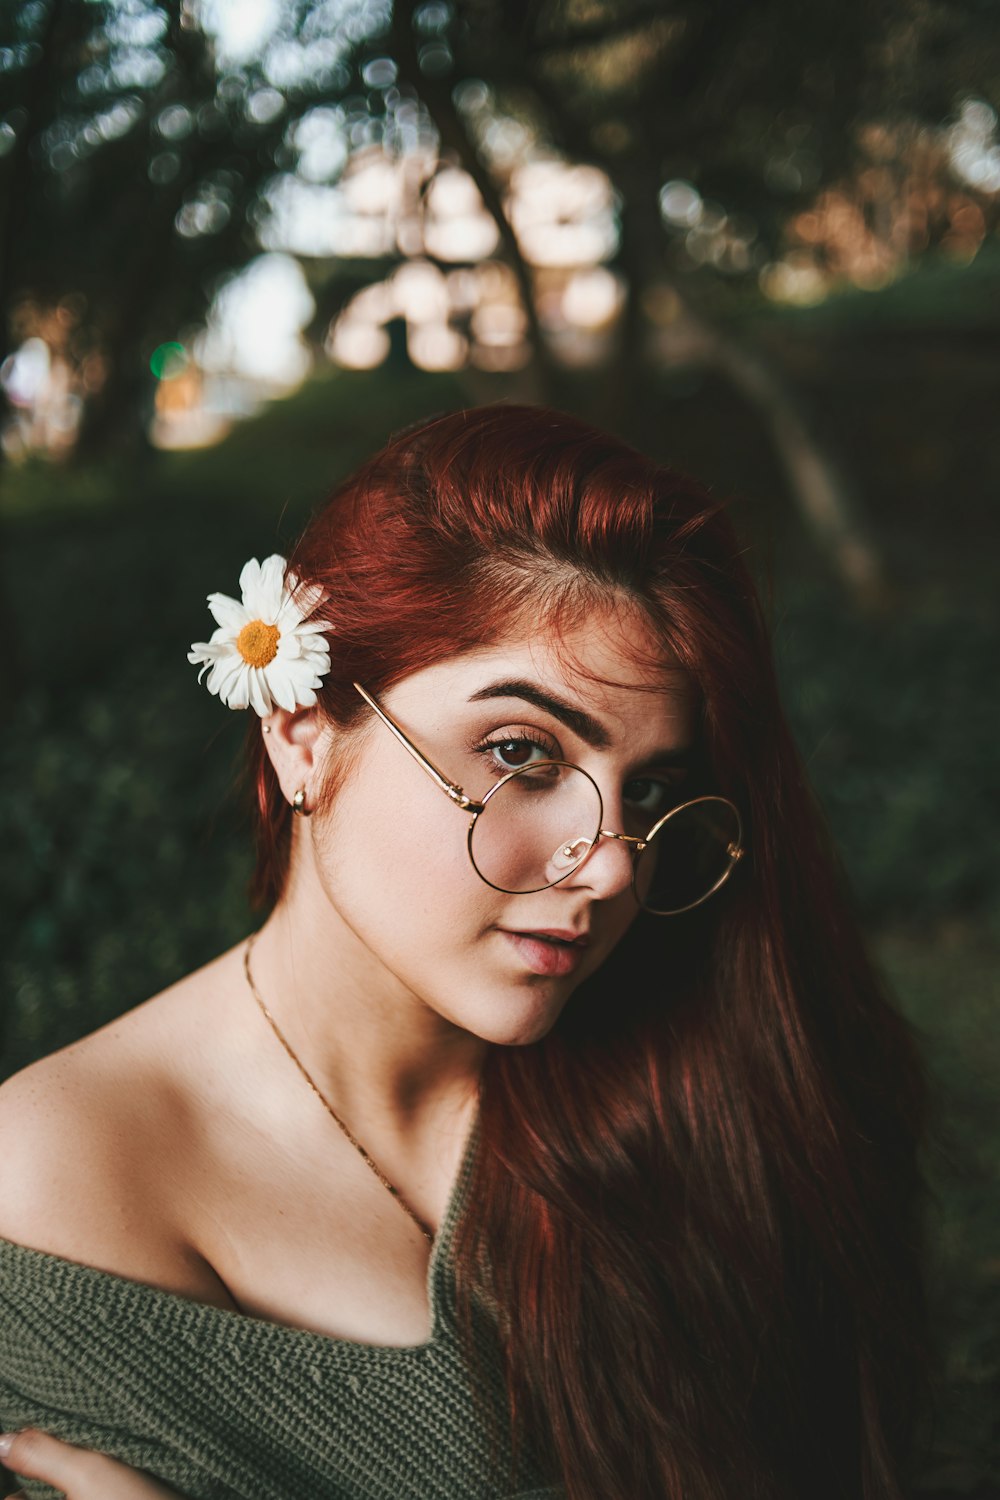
[352,681,745,916]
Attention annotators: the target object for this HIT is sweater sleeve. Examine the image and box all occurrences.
[0,1237,563,1500]
[0,1244,290,1500]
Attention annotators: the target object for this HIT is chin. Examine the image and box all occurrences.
[458,983,573,1048]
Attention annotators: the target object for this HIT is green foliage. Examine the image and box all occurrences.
[775,577,998,929]
[746,243,1000,333]
[876,929,1000,1493]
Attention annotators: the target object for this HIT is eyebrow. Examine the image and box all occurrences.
[467,678,697,770]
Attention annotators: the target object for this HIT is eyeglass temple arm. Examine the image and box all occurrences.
[352,681,480,811]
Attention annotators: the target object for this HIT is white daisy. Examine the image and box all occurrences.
[187,554,331,717]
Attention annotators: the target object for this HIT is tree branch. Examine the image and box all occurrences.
[526,0,691,55]
[0,0,68,369]
[390,0,556,386]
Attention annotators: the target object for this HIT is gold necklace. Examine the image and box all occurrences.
[243,930,434,1244]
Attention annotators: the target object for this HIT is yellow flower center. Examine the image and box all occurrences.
[237,619,280,667]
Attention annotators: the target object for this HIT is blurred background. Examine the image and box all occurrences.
[0,1,997,1492]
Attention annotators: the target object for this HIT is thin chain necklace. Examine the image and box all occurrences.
[243,930,434,1244]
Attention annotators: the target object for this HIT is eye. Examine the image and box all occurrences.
[475,728,559,779]
[623,776,684,819]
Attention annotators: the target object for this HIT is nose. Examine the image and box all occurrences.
[561,826,638,901]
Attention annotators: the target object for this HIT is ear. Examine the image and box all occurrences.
[259,705,331,811]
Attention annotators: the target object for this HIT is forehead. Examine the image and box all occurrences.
[394,603,696,729]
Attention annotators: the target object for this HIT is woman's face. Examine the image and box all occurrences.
[310,606,698,1046]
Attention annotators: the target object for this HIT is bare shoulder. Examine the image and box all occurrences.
[0,940,247,1305]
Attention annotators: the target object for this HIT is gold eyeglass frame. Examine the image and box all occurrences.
[352,681,746,915]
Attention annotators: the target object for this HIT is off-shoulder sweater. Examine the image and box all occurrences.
[0,1110,560,1500]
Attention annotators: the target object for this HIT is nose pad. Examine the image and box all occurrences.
[551,835,594,872]
[560,827,636,899]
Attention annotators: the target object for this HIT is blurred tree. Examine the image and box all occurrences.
[1,0,998,599]
[393,0,1000,602]
[0,0,300,459]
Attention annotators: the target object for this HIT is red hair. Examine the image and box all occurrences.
[243,404,932,1499]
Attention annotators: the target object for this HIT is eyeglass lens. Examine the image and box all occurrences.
[468,763,740,912]
[470,763,601,894]
[633,797,742,913]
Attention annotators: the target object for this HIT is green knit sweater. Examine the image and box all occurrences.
[0,1113,560,1500]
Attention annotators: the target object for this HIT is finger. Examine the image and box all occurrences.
[2,1427,96,1489]
[0,1431,182,1499]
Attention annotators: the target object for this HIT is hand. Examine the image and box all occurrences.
[0,1429,185,1499]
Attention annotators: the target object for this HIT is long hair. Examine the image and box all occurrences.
[243,403,933,1500]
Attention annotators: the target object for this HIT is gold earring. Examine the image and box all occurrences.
[291,788,310,816]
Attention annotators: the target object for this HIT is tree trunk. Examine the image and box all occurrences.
[609,155,889,610]
[73,334,154,468]
[654,302,891,611]
[390,0,558,400]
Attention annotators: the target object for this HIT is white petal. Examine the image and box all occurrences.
[265,662,301,713]
[291,681,318,708]
[274,625,330,681]
[294,658,327,684]
[246,667,273,717]
[301,661,329,688]
[285,568,327,611]
[255,555,288,624]
[214,656,249,704]
[278,574,328,634]
[206,654,239,696]
[299,582,328,619]
[189,638,234,685]
[188,633,231,661]
[299,579,327,611]
[225,666,251,711]
[191,624,238,656]
[274,585,307,630]
[287,657,328,705]
[207,591,249,632]
[238,557,262,610]
[275,631,303,661]
[301,639,331,673]
[202,656,225,690]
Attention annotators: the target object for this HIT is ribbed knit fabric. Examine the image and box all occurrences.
[0,1111,561,1500]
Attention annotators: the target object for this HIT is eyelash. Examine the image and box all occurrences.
[473,727,559,778]
[470,727,688,811]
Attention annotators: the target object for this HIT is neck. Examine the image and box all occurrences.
[243,877,486,1144]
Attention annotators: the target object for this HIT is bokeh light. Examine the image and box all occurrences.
[149,342,188,380]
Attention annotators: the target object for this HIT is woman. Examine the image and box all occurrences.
[0,403,932,1500]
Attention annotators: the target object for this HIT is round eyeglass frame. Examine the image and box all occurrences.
[350,681,746,917]
[466,757,745,914]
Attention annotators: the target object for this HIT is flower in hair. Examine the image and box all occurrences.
[187,554,331,716]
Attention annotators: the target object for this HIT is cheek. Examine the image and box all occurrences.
[316,779,489,935]
[309,773,638,1042]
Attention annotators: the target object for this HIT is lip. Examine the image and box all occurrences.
[497,929,590,978]
[502,927,590,945]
